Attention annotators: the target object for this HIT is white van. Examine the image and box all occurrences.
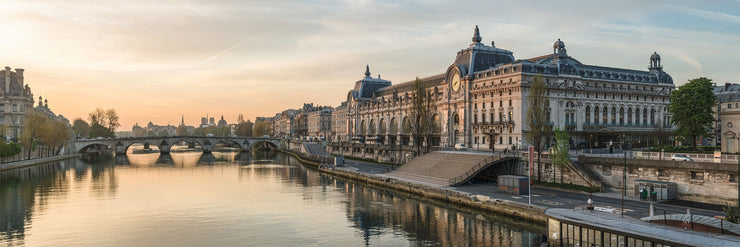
[454,144,467,150]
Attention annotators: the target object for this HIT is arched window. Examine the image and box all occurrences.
[432,114,441,133]
[402,117,412,134]
[627,108,632,125]
[360,120,367,135]
[619,107,624,125]
[602,106,608,124]
[594,106,600,124]
[642,108,648,125]
[379,119,387,134]
[729,122,733,128]
[611,107,616,124]
[650,109,656,126]
[368,119,376,135]
[390,118,398,134]
[453,114,460,125]
[585,106,591,124]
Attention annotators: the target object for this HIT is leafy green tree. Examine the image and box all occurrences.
[39,119,70,156]
[410,77,434,154]
[72,118,90,138]
[235,114,254,137]
[253,121,272,137]
[176,125,190,136]
[669,77,716,150]
[526,74,550,181]
[0,142,22,163]
[552,127,570,183]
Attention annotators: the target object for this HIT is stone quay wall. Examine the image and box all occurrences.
[579,156,738,205]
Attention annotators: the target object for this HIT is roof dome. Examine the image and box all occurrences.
[650,52,661,60]
[553,38,565,49]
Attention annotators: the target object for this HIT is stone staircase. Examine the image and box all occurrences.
[303,142,327,157]
[384,151,491,186]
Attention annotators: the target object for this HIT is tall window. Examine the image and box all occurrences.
[602,107,608,124]
[619,107,624,125]
[585,106,591,124]
[627,108,632,125]
[595,107,600,124]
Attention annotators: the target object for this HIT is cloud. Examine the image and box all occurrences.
[674,6,740,24]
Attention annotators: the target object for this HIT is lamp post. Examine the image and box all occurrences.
[622,134,627,218]
[590,134,593,154]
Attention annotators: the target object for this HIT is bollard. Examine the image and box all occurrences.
[649,203,654,217]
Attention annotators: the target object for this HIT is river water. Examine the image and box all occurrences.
[0,147,544,246]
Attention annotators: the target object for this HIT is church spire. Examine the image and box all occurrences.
[472,25,482,44]
[181,114,185,126]
[364,65,371,78]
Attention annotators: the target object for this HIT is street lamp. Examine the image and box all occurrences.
[590,134,593,154]
[622,134,627,218]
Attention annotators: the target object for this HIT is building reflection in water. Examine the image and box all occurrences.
[2,150,544,246]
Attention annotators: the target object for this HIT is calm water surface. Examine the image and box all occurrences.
[1,147,544,246]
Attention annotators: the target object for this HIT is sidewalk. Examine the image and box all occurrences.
[337,159,727,220]
[0,154,82,171]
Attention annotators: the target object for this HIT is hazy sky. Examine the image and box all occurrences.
[0,0,738,129]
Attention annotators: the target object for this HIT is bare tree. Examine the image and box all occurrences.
[410,77,434,154]
[525,74,551,181]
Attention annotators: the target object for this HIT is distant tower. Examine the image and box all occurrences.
[201,117,207,126]
[181,114,185,126]
[38,96,43,107]
[209,117,215,125]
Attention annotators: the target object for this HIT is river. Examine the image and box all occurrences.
[0,147,544,246]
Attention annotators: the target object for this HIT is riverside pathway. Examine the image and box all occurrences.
[338,158,726,220]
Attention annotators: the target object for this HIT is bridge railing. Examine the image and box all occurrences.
[448,155,506,186]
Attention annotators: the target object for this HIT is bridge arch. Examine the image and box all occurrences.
[247,139,280,151]
[78,142,112,154]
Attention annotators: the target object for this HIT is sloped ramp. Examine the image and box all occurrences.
[303,143,327,156]
[383,151,512,187]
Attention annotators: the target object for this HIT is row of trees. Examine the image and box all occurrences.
[21,111,71,159]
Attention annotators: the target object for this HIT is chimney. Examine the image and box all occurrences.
[4,67,11,94]
[15,68,24,87]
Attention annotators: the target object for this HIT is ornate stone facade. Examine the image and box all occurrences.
[331,26,675,155]
[0,66,34,141]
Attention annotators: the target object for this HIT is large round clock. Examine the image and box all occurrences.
[451,73,461,92]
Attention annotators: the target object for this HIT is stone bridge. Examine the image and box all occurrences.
[66,136,283,155]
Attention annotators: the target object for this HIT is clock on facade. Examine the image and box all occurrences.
[451,72,461,92]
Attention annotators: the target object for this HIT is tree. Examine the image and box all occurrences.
[39,119,70,156]
[669,77,716,150]
[105,109,120,132]
[72,118,90,138]
[21,111,49,159]
[526,74,551,181]
[88,108,118,138]
[176,125,190,136]
[235,114,254,137]
[0,142,22,163]
[552,127,570,184]
[253,121,272,137]
[410,77,434,154]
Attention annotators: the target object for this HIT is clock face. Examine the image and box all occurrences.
[451,73,461,92]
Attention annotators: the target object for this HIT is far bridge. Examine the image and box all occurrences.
[66,136,283,155]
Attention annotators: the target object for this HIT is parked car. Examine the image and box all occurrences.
[454,143,467,150]
[671,154,693,162]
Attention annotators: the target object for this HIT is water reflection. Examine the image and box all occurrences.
[1,151,544,246]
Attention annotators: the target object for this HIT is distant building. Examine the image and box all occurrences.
[714,83,740,152]
[254,117,274,136]
[34,96,69,125]
[132,121,176,137]
[218,116,228,127]
[332,102,348,142]
[308,107,332,139]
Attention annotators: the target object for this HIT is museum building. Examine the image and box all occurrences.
[331,26,675,156]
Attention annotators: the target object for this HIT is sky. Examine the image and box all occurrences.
[0,0,738,130]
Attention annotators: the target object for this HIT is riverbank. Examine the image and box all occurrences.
[0,154,83,172]
[278,149,548,224]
